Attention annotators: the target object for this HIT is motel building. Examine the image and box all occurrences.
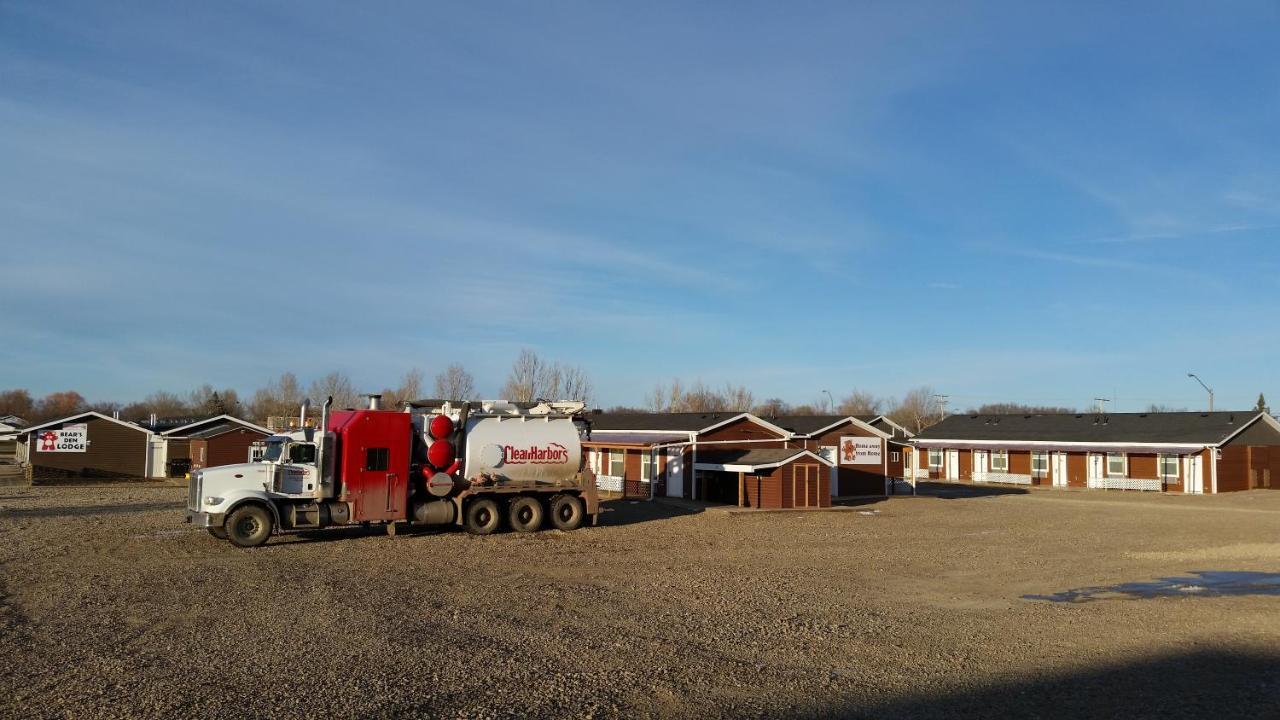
[907,411,1280,494]
[582,412,909,508]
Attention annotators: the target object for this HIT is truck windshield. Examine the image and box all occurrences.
[262,440,285,462]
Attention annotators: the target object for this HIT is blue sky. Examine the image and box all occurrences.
[2,1,1278,411]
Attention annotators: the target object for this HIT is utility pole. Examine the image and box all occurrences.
[933,394,949,420]
[1093,397,1110,414]
[822,389,834,414]
[1187,373,1214,412]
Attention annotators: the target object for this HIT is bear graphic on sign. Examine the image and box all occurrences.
[841,438,857,463]
[39,431,58,452]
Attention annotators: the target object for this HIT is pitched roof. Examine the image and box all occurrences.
[162,415,271,437]
[913,411,1268,445]
[19,411,153,436]
[694,447,833,470]
[589,412,744,433]
[183,421,271,440]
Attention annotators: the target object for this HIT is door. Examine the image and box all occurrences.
[147,437,167,478]
[1051,452,1068,487]
[945,449,960,481]
[1184,455,1203,494]
[1088,454,1103,486]
[665,448,684,497]
[973,450,987,481]
[818,446,838,495]
[791,464,821,508]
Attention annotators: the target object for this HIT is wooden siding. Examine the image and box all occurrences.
[1129,453,1158,480]
[1223,417,1280,447]
[1066,452,1087,487]
[699,417,787,444]
[29,416,147,478]
[1219,446,1249,492]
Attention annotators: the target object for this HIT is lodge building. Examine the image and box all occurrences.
[908,411,1280,494]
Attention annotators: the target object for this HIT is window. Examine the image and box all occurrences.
[1107,452,1126,477]
[1159,454,1179,482]
[640,452,653,482]
[289,443,317,464]
[1031,451,1048,476]
[990,450,1009,472]
[890,451,901,463]
[365,447,389,471]
[928,449,943,468]
[609,449,626,477]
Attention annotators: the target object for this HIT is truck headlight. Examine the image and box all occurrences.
[204,496,224,506]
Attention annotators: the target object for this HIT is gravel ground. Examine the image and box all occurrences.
[1,482,1279,719]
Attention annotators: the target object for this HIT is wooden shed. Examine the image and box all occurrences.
[19,411,153,479]
[162,415,272,475]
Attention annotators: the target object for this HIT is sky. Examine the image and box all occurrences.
[2,1,1279,412]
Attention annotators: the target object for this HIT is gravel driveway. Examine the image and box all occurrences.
[2,483,1278,718]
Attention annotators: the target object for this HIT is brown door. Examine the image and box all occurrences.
[791,464,821,508]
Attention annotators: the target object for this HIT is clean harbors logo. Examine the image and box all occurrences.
[504,442,570,464]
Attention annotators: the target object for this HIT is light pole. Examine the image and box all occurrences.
[1187,373,1214,412]
[933,394,949,419]
[822,389,833,414]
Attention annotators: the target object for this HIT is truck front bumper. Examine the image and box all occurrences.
[185,510,225,528]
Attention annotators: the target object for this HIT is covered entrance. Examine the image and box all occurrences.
[694,448,834,509]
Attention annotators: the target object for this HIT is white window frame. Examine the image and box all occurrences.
[928,449,943,468]
[890,451,901,463]
[1031,451,1048,476]
[1107,452,1127,478]
[609,449,626,478]
[990,450,1009,473]
[640,451,653,482]
[1158,454,1179,483]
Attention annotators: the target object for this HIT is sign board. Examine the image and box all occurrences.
[37,423,88,453]
[839,436,881,465]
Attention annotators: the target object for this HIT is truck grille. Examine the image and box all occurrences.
[188,473,200,510]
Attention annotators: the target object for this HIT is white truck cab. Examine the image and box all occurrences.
[187,403,335,545]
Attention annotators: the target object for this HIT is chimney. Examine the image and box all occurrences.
[368,394,383,411]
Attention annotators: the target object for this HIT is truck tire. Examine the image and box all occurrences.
[464,498,501,535]
[226,504,273,548]
[207,526,228,540]
[508,496,543,533]
[549,494,584,531]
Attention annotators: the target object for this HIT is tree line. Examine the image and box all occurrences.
[0,349,594,426]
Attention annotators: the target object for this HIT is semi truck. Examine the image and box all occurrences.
[185,395,599,547]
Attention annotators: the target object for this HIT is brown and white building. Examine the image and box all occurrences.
[582,412,898,508]
[909,411,1280,494]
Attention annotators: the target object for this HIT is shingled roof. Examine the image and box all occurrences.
[589,412,746,433]
[914,411,1267,445]
[695,447,833,470]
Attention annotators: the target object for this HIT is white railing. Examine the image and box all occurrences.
[973,472,1033,485]
[1088,476,1161,491]
[596,474,624,492]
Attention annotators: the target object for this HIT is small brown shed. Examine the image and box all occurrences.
[19,411,154,479]
[162,415,272,473]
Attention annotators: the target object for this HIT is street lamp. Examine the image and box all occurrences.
[821,389,833,414]
[1187,373,1214,412]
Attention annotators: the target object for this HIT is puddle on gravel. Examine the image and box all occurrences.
[1024,571,1280,603]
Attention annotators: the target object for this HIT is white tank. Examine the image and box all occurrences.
[460,415,583,483]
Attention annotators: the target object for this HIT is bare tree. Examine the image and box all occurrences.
[502,349,545,402]
[678,381,727,412]
[721,383,754,412]
[646,384,668,412]
[250,372,305,422]
[381,368,424,408]
[837,390,882,416]
[887,386,944,434]
[434,363,476,401]
[1144,403,1186,414]
[753,398,791,417]
[501,349,592,403]
[559,365,594,404]
[310,371,359,409]
[189,385,244,417]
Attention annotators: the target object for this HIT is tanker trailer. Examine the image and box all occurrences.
[185,396,599,547]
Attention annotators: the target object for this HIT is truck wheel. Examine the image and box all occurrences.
[549,494,584,531]
[508,496,543,533]
[464,498,501,535]
[207,526,228,540]
[226,504,273,548]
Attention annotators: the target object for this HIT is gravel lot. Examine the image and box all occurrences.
[2,483,1279,719]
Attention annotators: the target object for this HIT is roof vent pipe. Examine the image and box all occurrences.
[368,394,382,411]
